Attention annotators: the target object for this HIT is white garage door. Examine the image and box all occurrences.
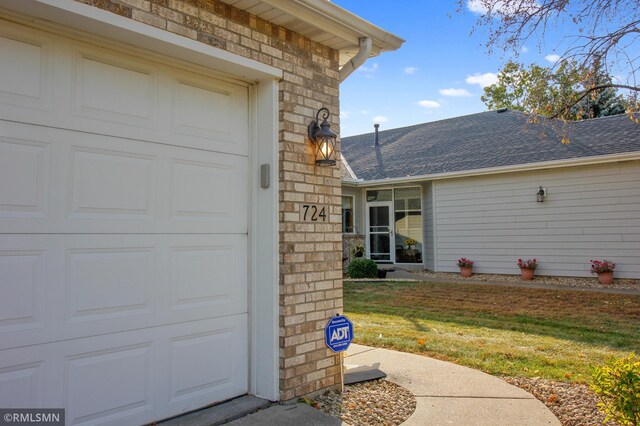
[0,20,250,425]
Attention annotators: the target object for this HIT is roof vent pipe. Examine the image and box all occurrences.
[374,123,380,145]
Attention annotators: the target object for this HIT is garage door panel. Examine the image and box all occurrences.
[0,234,247,350]
[73,47,158,126]
[0,315,247,425]
[0,22,248,156]
[0,250,46,334]
[172,71,248,148]
[0,24,53,111]
[70,146,156,220]
[0,122,248,234]
[66,343,154,425]
[170,157,247,227]
[164,317,248,418]
[0,136,50,219]
[66,247,155,323]
[0,360,44,408]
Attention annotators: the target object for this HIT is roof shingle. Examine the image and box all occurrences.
[341,110,640,181]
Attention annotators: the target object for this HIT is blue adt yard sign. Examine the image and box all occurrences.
[325,315,353,353]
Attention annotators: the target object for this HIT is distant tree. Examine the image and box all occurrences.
[460,0,639,118]
[483,59,628,120]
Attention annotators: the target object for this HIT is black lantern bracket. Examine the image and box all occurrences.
[308,107,338,166]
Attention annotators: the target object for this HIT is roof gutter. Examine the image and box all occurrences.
[343,151,640,187]
[339,37,372,82]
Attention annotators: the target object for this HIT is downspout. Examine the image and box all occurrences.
[339,37,372,83]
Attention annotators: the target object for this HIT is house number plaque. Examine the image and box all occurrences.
[300,204,328,222]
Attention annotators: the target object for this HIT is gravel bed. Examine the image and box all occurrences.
[410,270,640,291]
[504,377,617,426]
[312,379,416,425]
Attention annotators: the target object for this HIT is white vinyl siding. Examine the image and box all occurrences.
[433,161,640,278]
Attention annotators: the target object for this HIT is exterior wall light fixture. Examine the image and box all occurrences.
[537,186,547,202]
[308,107,337,166]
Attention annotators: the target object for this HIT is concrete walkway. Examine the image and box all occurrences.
[346,344,560,426]
[173,343,560,425]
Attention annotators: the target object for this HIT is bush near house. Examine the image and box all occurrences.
[348,258,378,279]
[591,354,640,426]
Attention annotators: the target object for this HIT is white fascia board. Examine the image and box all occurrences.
[261,0,404,53]
[0,0,282,82]
[345,152,640,187]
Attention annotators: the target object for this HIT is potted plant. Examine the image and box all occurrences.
[352,244,364,258]
[517,258,538,280]
[591,259,615,285]
[457,258,474,277]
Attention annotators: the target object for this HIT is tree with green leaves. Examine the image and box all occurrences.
[460,0,639,119]
[483,59,628,120]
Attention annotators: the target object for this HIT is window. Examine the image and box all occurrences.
[393,188,422,264]
[342,196,354,233]
[366,189,392,202]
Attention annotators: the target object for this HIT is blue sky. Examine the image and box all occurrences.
[332,1,568,136]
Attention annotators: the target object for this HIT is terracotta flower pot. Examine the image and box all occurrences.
[597,271,613,285]
[520,268,535,281]
[459,266,473,277]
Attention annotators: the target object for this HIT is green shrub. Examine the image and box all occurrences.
[591,354,640,426]
[347,258,378,279]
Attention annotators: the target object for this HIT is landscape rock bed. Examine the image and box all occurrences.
[504,377,618,426]
[411,270,640,291]
[313,379,416,425]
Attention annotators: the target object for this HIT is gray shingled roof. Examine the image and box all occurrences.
[340,110,640,181]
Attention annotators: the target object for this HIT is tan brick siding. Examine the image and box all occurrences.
[75,0,343,401]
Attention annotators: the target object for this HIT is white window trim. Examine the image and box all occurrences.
[365,186,424,266]
[342,195,355,234]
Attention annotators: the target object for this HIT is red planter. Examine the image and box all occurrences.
[520,268,535,281]
[459,266,473,277]
[597,271,614,285]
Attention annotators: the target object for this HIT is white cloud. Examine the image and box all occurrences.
[439,88,473,97]
[465,72,498,87]
[545,54,561,63]
[521,46,529,53]
[404,66,418,75]
[372,115,388,124]
[467,0,539,16]
[467,0,488,14]
[418,100,441,108]
[340,111,350,120]
[358,62,379,73]
[361,110,369,115]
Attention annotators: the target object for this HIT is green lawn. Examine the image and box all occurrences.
[344,280,640,383]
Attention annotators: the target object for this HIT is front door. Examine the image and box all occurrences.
[367,203,394,263]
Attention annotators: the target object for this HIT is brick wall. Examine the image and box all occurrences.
[76,0,343,401]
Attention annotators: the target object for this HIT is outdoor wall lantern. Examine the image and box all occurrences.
[308,107,337,166]
[537,186,547,202]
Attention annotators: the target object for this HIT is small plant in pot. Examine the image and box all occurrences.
[352,244,365,258]
[591,259,615,285]
[517,258,538,281]
[457,258,474,277]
